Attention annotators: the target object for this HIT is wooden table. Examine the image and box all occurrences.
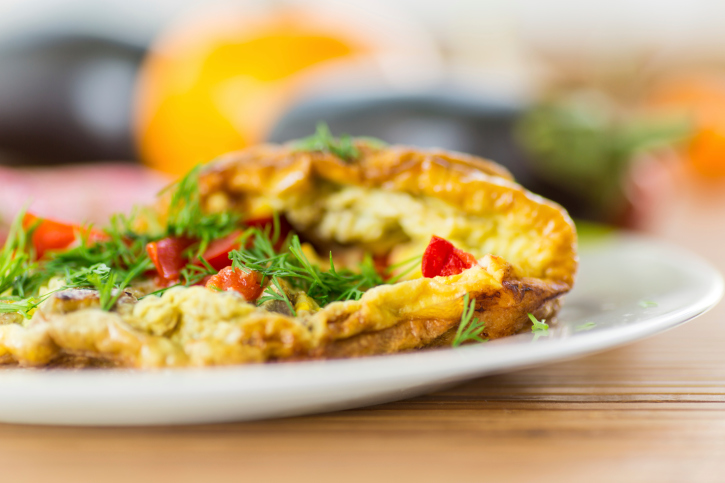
[1,176,723,483]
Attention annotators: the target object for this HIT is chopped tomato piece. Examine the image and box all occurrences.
[205,266,263,301]
[23,213,106,259]
[146,236,194,282]
[421,235,477,278]
[201,230,242,271]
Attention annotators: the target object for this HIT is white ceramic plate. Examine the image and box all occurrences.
[0,235,721,426]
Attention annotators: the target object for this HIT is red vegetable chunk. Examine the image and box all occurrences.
[146,236,194,282]
[421,235,477,278]
[146,215,291,282]
[202,230,242,271]
[23,213,106,259]
[205,266,263,301]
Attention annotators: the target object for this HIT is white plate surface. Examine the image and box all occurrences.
[0,235,721,426]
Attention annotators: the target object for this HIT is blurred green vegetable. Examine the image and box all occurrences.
[517,91,690,222]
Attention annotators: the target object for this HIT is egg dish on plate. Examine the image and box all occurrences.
[0,125,578,368]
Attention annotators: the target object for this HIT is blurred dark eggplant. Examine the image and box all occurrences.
[0,34,144,165]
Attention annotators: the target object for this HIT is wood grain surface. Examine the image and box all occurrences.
[1,175,723,483]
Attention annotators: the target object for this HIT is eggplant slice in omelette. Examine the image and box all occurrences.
[0,130,577,368]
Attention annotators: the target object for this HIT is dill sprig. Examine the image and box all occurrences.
[0,295,49,319]
[230,227,389,308]
[528,313,549,331]
[0,208,37,296]
[164,165,241,251]
[257,277,297,316]
[42,220,152,289]
[61,258,149,311]
[386,254,423,284]
[291,122,362,162]
[452,293,487,347]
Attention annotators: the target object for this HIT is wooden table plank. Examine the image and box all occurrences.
[1,174,723,482]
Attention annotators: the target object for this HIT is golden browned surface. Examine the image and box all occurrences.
[0,143,577,367]
[202,142,578,285]
[0,173,720,483]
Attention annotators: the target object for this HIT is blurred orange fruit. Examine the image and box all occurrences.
[648,75,725,179]
[133,8,370,175]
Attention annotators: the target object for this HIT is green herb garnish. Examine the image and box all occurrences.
[164,165,242,252]
[517,93,690,221]
[291,122,365,162]
[528,313,549,331]
[452,293,487,347]
[257,277,297,317]
[230,227,396,308]
[60,257,149,311]
[0,208,37,296]
[0,295,47,319]
[639,300,658,308]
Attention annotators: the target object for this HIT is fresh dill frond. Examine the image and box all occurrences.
[291,122,362,162]
[639,300,658,308]
[386,254,423,284]
[528,313,549,331]
[86,269,118,311]
[257,277,297,316]
[64,263,112,288]
[452,293,487,347]
[42,224,152,291]
[61,259,149,311]
[0,207,37,296]
[164,164,242,247]
[229,229,386,307]
[0,295,47,319]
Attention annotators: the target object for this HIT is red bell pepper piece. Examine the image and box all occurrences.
[201,230,242,271]
[146,215,291,282]
[146,236,194,282]
[421,235,477,278]
[23,213,107,259]
[205,266,263,301]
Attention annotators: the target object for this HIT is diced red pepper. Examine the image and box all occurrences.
[421,235,477,278]
[146,236,194,282]
[205,266,263,301]
[201,230,242,271]
[23,213,107,259]
[146,215,291,282]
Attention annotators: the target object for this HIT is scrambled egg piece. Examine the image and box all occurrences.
[285,186,551,280]
[126,286,256,338]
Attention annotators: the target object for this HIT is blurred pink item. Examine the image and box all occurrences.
[620,150,681,230]
[0,163,170,228]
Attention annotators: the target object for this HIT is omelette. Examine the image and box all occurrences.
[0,126,577,368]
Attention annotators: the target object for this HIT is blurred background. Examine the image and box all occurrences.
[1,0,725,234]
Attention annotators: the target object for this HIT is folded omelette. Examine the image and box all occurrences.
[0,129,578,368]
